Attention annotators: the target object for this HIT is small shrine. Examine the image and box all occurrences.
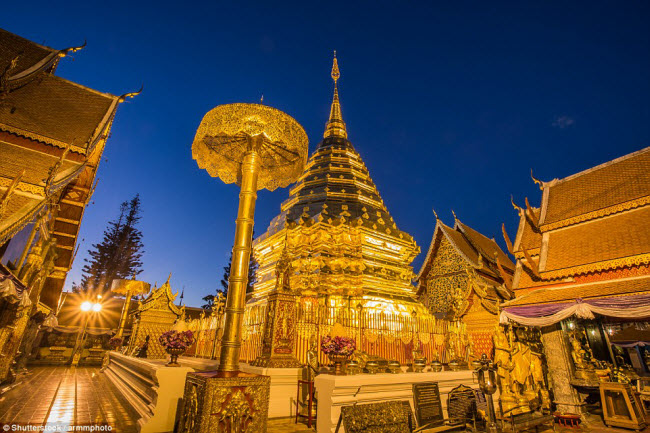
[416,212,515,360]
[126,274,184,359]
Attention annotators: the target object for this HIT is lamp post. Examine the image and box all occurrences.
[477,353,500,433]
[71,296,102,366]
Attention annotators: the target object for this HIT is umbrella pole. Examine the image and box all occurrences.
[218,149,260,372]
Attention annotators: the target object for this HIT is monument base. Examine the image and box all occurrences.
[177,370,271,433]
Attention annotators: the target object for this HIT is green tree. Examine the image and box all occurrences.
[202,247,258,311]
[80,195,144,293]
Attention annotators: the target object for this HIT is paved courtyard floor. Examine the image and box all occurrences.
[0,366,648,432]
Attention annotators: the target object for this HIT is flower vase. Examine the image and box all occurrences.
[329,354,348,375]
[165,348,185,367]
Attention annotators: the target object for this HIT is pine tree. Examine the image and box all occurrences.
[201,247,258,311]
[80,195,144,293]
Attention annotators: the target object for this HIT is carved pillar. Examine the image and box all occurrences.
[14,311,44,371]
[541,324,584,414]
[177,371,270,433]
[0,305,30,382]
[250,292,301,368]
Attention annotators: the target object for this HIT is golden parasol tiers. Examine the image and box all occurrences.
[192,103,308,192]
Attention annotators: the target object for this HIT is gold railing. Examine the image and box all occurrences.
[186,299,467,366]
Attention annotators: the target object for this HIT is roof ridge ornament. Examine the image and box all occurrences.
[118,84,144,103]
[530,169,544,190]
[323,51,347,139]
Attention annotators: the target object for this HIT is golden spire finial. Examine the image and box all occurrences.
[331,50,340,83]
[324,51,347,139]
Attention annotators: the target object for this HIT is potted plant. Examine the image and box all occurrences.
[321,336,356,375]
[159,330,195,367]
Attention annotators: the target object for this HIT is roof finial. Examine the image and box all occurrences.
[260,94,264,104]
[432,208,439,220]
[451,209,458,221]
[166,272,172,284]
[323,51,347,139]
[530,169,544,190]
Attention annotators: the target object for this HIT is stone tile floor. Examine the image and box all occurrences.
[0,366,139,432]
[1,367,648,432]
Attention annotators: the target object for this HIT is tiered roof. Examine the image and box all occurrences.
[416,215,515,308]
[253,55,420,303]
[256,55,415,248]
[0,28,134,310]
[506,146,650,307]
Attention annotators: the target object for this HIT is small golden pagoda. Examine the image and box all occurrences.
[242,54,451,367]
[126,274,184,359]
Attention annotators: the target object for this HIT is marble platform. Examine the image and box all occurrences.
[314,370,477,433]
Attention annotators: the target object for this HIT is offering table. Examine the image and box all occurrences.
[315,370,476,433]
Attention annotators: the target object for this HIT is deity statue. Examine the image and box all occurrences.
[493,325,519,415]
[511,328,534,409]
[569,331,595,380]
[306,335,319,381]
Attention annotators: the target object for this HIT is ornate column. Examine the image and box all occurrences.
[540,324,584,414]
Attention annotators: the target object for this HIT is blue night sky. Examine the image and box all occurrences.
[4,1,649,307]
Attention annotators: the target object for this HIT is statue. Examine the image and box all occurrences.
[306,335,319,381]
[569,331,595,380]
[493,325,519,415]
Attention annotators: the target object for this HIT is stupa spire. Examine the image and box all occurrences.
[323,51,347,139]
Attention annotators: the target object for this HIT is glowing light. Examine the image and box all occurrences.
[92,303,102,312]
[81,301,92,312]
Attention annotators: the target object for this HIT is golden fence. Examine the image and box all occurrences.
[185,298,468,365]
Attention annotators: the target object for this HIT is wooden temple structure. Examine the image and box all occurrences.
[501,146,650,415]
[0,28,134,382]
[416,212,515,359]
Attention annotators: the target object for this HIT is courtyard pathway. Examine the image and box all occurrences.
[0,366,315,432]
[2,366,645,433]
[0,366,138,432]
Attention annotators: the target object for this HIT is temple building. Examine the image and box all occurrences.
[500,146,650,415]
[236,55,453,367]
[0,28,135,382]
[416,212,514,358]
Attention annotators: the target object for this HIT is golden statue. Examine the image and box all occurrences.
[569,330,595,380]
[493,325,520,415]
[306,335,319,381]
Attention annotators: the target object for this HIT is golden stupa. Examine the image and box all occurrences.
[239,54,457,368]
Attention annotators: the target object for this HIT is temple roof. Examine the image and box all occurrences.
[0,29,61,85]
[540,206,650,278]
[503,275,650,307]
[417,216,514,284]
[512,207,542,255]
[0,73,119,153]
[539,147,650,229]
[455,219,514,272]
